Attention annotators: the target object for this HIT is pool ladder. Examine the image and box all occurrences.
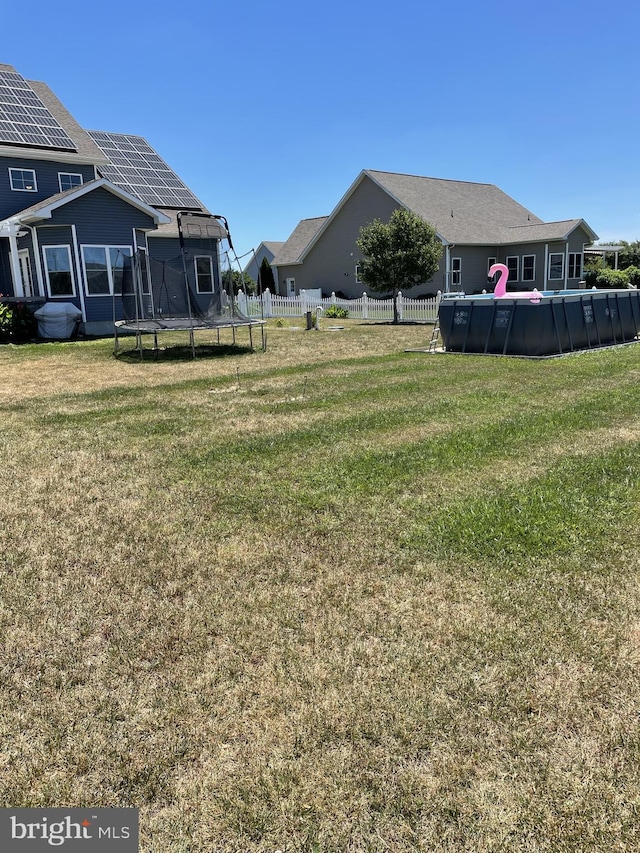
[428,316,442,352]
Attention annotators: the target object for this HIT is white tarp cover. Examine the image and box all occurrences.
[34,302,82,339]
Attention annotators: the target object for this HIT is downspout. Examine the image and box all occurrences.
[70,224,87,324]
[544,243,549,291]
[564,241,569,290]
[445,244,453,293]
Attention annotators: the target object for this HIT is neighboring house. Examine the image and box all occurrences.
[243,241,284,289]
[271,170,598,298]
[0,63,220,335]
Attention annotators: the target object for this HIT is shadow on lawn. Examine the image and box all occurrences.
[114,343,256,362]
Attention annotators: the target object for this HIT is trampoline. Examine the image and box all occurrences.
[114,211,264,357]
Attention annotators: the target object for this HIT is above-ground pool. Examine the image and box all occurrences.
[437,288,640,357]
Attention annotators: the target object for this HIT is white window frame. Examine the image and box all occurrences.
[522,254,536,282]
[9,167,37,192]
[18,249,34,298]
[81,245,133,296]
[43,245,76,297]
[568,252,582,279]
[194,255,214,293]
[58,172,83,193]
[506,256,519,283]
[451,257,461,288]
[355,262,362,285]
[548,253,564,281]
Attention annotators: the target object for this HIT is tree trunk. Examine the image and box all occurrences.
[393,288,399,324]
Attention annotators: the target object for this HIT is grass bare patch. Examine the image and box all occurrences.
[2,328,640,851]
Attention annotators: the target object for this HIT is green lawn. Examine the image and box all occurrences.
[1,323,640,852]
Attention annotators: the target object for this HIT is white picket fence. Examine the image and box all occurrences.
[237,289,441,323]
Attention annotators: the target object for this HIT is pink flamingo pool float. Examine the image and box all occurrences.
[490,263,541,303]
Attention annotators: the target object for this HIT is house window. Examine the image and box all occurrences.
[522,255,535,282]
[506,256,519,283]
[486,257,497,286]
[451,257,461,288]
[355,262,362,285]
[194,256,214,293]
[568,253,582,279]
[43,245,75,296]
[548,253,564,280]
[58,172,83,192]
[81,245,132,295]
[9,167,37,191]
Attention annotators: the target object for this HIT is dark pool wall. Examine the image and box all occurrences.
[438,290,640,356]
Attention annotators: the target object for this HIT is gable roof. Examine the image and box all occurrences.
[273,170,598,265]
[260,240,285,255]
[271,217,328,266]
[366,170,545,243]
[0,63,209,216]
[2,178,171,226]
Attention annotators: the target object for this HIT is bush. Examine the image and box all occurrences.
[595,268,630,289]
[0,300,37,343]
[625,266,640,288]
[324,305,349,319]
[0,301,11,342]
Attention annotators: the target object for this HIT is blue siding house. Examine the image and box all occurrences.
[0,63,219,335]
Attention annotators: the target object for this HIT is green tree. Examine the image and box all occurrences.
[356,208,442,323]
[617,240,640,270]
[258,256,276,294]
[222,268,257,295]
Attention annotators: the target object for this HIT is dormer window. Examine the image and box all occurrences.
[59,172,83,192]
[9,168,37,192]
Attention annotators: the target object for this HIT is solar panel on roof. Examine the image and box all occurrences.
[0,69,76,151]
[87,130,202,209]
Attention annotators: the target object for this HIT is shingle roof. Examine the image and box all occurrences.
[271,217,328,266]
[366,170,544,244]
[497,219,597,244]
[274,170,598,264]
[262,241,285,255]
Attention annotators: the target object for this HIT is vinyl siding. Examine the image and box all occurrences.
[278,176,449,297]
[0,243,11,292]
[0,156,95,221]
[147,236,222,315]
[32,189,156,323]
[36,224,81,311]
[280,178,401,297]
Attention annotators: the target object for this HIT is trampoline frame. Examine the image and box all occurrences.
[113,212,265,358]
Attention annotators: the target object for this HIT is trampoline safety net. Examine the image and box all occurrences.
[119,249,252,330]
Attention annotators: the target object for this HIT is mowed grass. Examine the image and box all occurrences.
[2,322,640,852]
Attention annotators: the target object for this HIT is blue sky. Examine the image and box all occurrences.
[4,0,640,258]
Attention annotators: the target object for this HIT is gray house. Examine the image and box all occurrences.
[0,63,221,335]
[271,170,598,297]
[243,241,284,287]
